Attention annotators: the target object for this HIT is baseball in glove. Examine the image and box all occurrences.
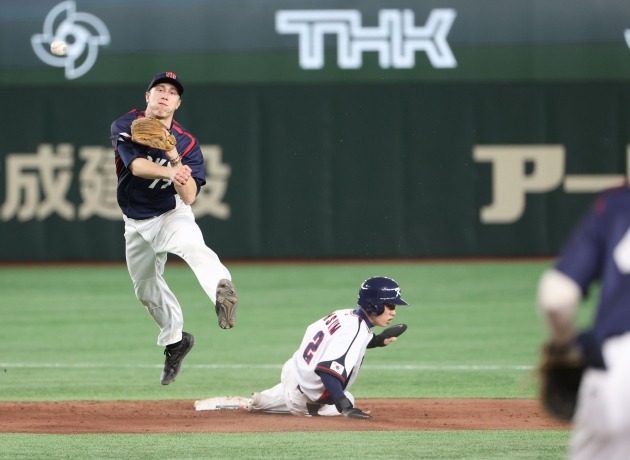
[538,341,585,422]
[367,323,407,348]
[130,116,177,151]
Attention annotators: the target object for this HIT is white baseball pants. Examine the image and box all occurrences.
[249,360,354,416]
[570,332,630,460]
[123,197,231,346]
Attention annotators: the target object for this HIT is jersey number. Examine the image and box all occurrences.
[302,330,325,364]
[149,178,172,189]
[148,157,172,189]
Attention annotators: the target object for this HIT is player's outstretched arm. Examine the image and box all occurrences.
[129,157,177,180]
[367,324,407,348]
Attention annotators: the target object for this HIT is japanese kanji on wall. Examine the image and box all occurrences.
[1,144,231,223]
[2,82,630,261]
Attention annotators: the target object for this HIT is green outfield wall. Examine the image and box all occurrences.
[1,0,630,260]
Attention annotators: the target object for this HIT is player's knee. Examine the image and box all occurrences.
[177,241,220,266]
[133,279,160,305]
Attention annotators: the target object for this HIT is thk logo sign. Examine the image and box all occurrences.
[276,9,457,70]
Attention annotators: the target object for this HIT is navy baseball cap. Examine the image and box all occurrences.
[147,71,184,95]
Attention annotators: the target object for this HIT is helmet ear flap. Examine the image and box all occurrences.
[363,302,384,317]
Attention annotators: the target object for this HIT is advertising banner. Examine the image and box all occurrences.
[1,1,630,260]
[2,0,630,85]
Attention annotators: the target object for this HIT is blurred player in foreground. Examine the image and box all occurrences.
[537,185,630,459]
[247,276,410,419]
[110,72,237,385]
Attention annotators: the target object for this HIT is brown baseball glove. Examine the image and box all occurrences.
[538,341,585,421]
[130,117,176,151]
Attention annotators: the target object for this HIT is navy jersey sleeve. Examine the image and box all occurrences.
[554,201,604,294]
[318,372,345,402]
[111,112,144,168]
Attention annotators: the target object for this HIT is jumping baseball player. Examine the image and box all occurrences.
[247,276,409,418]
[538,185,630,459]
[110,71,238,385]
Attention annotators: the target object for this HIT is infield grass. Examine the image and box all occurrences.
[0,260,586,458]
[0,431,570,459]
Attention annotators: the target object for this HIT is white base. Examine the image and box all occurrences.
[194,396,249,411]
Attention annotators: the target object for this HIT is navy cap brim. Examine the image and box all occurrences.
[148,74,184,95]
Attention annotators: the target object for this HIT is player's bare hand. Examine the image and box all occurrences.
[383,337,398,346]
[170,165,191,186]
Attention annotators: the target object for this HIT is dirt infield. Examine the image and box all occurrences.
[0,399,569,434]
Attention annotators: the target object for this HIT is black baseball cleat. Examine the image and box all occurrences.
[160,332,195,385]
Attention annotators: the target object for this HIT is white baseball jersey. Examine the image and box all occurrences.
[288,308,373,403]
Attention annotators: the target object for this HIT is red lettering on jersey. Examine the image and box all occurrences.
[324,314,341,335]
